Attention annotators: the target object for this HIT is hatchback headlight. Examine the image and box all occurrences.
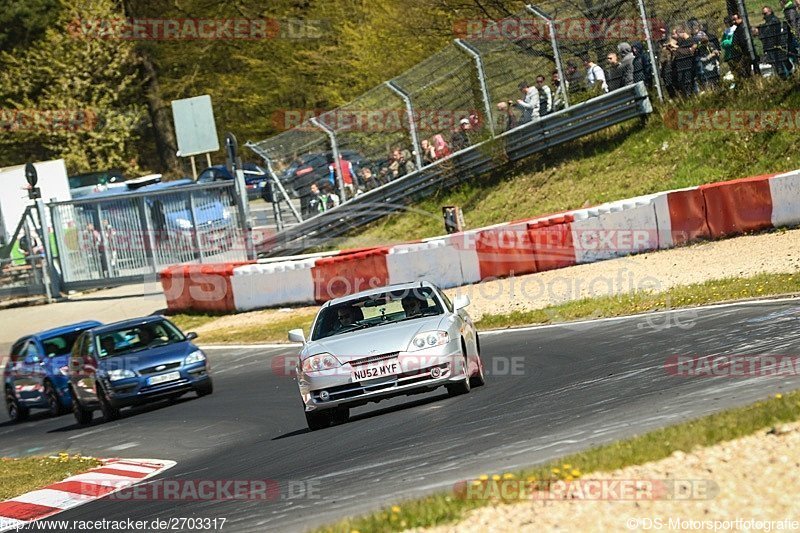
[301,353,341,373]
[107,369,136,381]
[409,331,450,351]
[185,350,206,365]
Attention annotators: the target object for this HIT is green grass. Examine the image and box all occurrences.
[476,271,800,330]
[170,310,317,344]
[316,389,800,533]
[334,75,800,249]
[0,454,101,501]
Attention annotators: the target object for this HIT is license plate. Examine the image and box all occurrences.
[351,359,399,382]
[147,371,180,386]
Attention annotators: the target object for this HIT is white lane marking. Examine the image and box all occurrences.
[480,296,800,335]
[68,426,114,440]
[108,442,138,451]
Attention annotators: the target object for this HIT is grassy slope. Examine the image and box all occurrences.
[336,76,800,249]
[0,454,101,501]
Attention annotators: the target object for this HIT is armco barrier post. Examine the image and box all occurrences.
[386,80,423,170]
[453,39,496,138]
[310,117,346,202]
[525,4,570,109]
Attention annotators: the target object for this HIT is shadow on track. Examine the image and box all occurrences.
[46,395,199,433]
[271,391,451,440]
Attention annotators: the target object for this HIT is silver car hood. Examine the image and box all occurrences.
[303,315,447,361]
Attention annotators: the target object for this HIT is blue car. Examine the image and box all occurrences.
[68,316,212,424]
[4,321,102,422]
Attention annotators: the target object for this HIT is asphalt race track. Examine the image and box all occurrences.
[2,298,800,532]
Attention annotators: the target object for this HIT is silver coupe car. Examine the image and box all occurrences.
[288,281,486,430]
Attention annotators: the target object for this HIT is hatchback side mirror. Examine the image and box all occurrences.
[186,332,198,341]
[453,294,471,310]
[288,329,306,343]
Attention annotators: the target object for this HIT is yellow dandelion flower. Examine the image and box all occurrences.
[775,393,783,399]
[502,473,515,479]
[492,474,501,481]
[478,474,489,481]
[571,469,581,477]
[551,468,560,475]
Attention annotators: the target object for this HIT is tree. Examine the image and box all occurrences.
[0,0,147,174]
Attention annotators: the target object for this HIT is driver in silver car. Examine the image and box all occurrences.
[401,295,424,318]
[333,306,358,331]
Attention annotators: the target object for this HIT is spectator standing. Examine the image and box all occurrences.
[785,0,800,38]
[515,81,540,122]
[727,13,753,79]
[758,6,792,77]
[617,42,636,87]
[303,183,324,217]
[535,75,553,115]
[673,27,698,96]
[583,55,608,93]
[450,119,473,151]
[320,183,340,210]
[420,139,437,165]
[432,134,451,159]
[696,31,721,89]
[496,101,519,132]
[605,52,624,91]
[565,60,585,94]
[328,155,356,199]
[631,41,651,86]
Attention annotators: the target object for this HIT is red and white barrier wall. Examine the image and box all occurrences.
[160,169,800,313]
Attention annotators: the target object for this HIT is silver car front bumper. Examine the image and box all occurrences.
[298,345,467,411]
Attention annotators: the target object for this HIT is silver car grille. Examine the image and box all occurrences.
[348,352,399,367]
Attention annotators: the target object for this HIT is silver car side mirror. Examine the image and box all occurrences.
[288,329,306,343]
[453,294,471,310]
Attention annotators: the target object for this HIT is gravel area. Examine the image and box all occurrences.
[409,419,800,533]
[448,228,800,320]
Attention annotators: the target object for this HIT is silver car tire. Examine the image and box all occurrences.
[447,342,471,397]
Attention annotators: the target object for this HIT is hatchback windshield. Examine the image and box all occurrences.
[311,287,444,340]
[96,320,185,358]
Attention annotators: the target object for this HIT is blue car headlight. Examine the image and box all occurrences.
[408,331,450,351]
[107,369,136,381]
[185,350,206,365]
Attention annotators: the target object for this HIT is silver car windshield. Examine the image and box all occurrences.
[311,287,444,340]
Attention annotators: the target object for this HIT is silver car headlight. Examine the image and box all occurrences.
[107,369,136,381]
[301,353,342,373]
[185,350,206,365]
[408,331,450,351]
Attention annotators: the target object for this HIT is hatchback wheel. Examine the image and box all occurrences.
[5,388,29,423]
[72,390,93,425]
[98,386,121,422]
[45,381,68,417]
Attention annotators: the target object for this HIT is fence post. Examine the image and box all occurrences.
[138,196,159,273]
[525,4,570,109]
[244,141,303,223]
[310,117,347,202]
[736,0,760,74]
[187,191,204,264]
[453,38,496,138]
[386,80,423,169]
[633,0,665,102]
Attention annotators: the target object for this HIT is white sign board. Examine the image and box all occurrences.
[0,159,71,243]
[171,95,220,157]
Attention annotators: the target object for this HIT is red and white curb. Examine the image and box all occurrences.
[0,458,175,532]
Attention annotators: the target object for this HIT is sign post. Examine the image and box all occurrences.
[25,163,60,301]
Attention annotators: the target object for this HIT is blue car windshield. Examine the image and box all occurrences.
[96,320,185,358]
[311,287,443,341]
[41,332,84,358]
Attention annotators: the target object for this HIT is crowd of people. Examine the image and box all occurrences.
[291,6,800,217]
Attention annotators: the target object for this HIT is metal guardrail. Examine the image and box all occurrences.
[256,82,652,257]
